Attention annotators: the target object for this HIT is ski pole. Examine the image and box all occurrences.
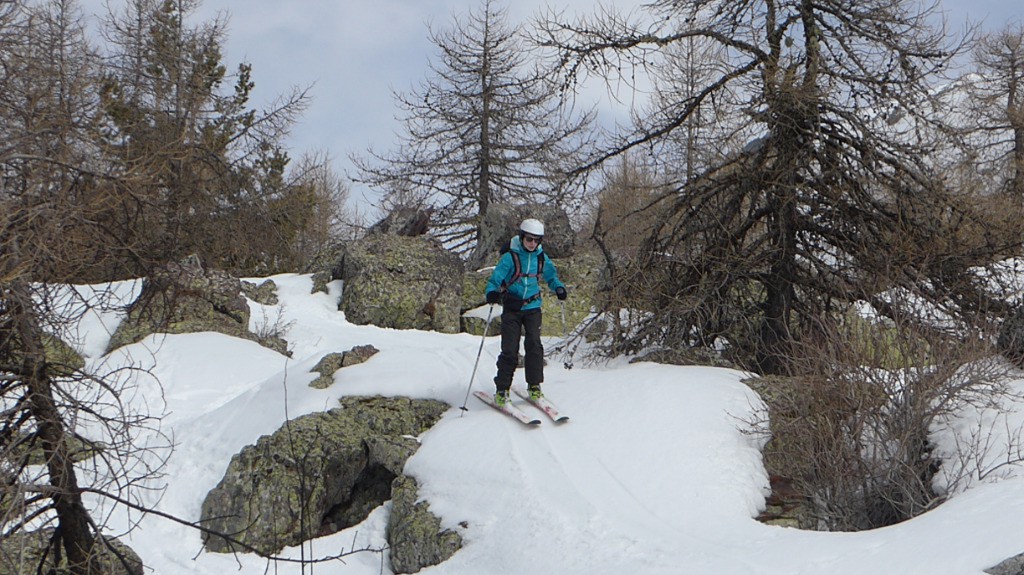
[460,304,495,415]
[560,300,574,370]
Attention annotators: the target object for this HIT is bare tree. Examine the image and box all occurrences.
[1,0,145,571]
[968,24,1024,199]
[640,35,747,184]
[284,151,361,262]
[579,36,748,321]
[538,0,1010,375]
[353,0,594,256]
[582,154,669,259]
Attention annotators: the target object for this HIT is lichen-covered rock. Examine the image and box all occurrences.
[387,475,462,574]
[309,352,347,389]
[242,279,279,305]
[460,270,500,336]
[467,204,576,271]
[335,236,463,333]
[106,257,288,355]
[0,529,144,575]
[538,252,602,337]
[320,435,423,535]
[988,552,1024,575]
[367,207,433,237]
[342,344,379,367]
[43,334,85,376]
[308,345,380,389]
[200,396,449,555]
[6,334,85,378]
[365,435,420,477]
[311,270,333,295]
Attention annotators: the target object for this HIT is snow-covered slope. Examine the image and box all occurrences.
[65,274,1024,575]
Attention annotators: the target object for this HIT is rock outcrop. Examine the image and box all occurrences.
[335,236,464,333]
[106,256,288,355]
[242,278,279,305]
[387,475,462,574]
[988,552,1024,575]
[0,529,144,575]
[308,345,380,389]
[366,206,434,237]
[468,203,576,271]
[199,396,450,556]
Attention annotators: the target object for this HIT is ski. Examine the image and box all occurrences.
[513,388,570,423]
[473,391,542,426]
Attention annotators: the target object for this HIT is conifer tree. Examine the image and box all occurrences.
[99,0,311,274]
[354,0,594,256]
[539,0,1001,374]
[970,25,1024,198]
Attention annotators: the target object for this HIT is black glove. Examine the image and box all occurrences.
[555,287,567,301]
[486,291,501,305]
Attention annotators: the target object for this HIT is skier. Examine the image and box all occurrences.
[484,218,567,406]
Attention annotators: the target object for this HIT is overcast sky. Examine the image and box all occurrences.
[77,0,1022,212]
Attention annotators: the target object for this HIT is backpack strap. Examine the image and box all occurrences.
[501,252,545,306]
[497,238,545,285]
[501,251,523,291]
[506,252,544,285]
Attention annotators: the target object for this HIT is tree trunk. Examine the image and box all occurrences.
[757,188,798,375]
[10,281,95,574]
[1013,116,1023,199]
[1010,67,1024,200]
[753,0,821,375]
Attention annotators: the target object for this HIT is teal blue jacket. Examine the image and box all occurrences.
[485,236,565,312]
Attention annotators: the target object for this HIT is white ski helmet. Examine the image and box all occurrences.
[519,218,545,237]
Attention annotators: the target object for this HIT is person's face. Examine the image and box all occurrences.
[522,233,542,252]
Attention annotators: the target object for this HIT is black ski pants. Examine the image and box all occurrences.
[494,307,544,392]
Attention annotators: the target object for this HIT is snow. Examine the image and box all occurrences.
[54,273,1024,574]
